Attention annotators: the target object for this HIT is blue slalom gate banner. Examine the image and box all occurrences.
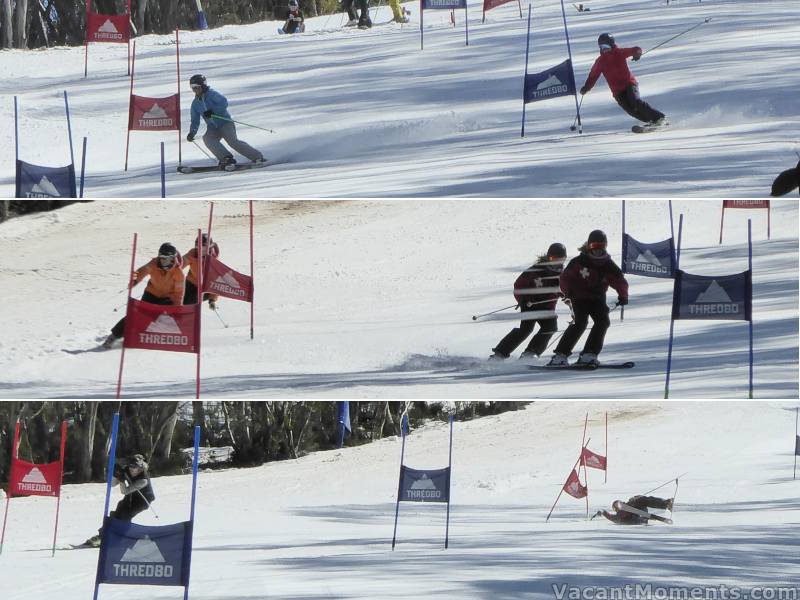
[622,234,675,279]
[523,59,576,104]
[15,161,77,198]
[392,415,453,549]
[94,414,200,600]
[520,1,582,136]
[420,0,468,50]
[671,270,752,321]
[664,219,755,399]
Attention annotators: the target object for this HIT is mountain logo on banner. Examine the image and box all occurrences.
[96,19,124,41]
[632,249,669,274]
[537,74,566,93]
[139,314,189,346]
[138,103,174,128]
[407,474,442,500]
[18,467,53,493]
[210,271,246,297]
[689,280,738,315]
[114,536,175,578]
[565,480,582,497]
[26,176,61,198]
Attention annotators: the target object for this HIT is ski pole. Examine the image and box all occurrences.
[570,96,584,132]
[135,489,159,520]
[642,18,712,56]
[192,139,214,160]
[641,472,687,497]
[472,304,519,321]
[208,114,276,134]
[112,302,127,313]
[212,305,229,328]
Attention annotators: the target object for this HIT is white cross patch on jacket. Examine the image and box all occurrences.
[580,267,590,279]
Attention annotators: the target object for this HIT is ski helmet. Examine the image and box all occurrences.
[547,242,567,259]
[189,74,207,91]
[127,454,146,469]
[195,233,210,247]
[587,230,608,253]
[288,0,299,9]
[157,242,178,268]
[598,33,615,49]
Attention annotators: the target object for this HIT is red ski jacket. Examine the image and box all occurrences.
[559,252,628,303]
[583,47,642,95]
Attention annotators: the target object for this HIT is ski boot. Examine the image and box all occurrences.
[219,156,237,171]
[576,352,599,367]
[519,350,539,360]
[84,534,102,548]
[488,351,507,361]
[546,353,569,367]
[102,333,120,349]
[358,16,372,29]
[345,18,359,27]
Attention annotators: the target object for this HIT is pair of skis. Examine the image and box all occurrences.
[621,477,681,525]
[529,361,635,371]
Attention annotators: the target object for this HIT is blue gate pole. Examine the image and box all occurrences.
[520,4,532,137]
[93,412,120,600]
[160,142,166,198]
[464,3,469,46]
[420,0,424,50]
[747,219,753,399]
[79,137,88,198]
[14,96,19,164]
[675,213,683,270]
[444,415,453,549]
[391,414,408,550]
[184,425,200,600]
[664,215,683,399]
[559,0,581,133]
[64,91,75,167]
[620,200,626,322]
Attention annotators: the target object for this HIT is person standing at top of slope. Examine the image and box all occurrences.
[490,243,567,361]
[187,74,266,170]
[280,0,306,34]
[182,233,220,309]
[102,243,185,348]
[595,496,674,525]
[83,454,156,547]
[580,33,667,128]
[547,230,628,367]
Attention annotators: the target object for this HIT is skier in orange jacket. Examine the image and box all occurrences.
[182,233,220,308]
[103,243,185,348]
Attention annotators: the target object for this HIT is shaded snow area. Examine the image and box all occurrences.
[0,199,796,398]
[0,0,798,197]
[1,402,799,599]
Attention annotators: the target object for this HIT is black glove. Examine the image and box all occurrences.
[187,132,195,142]
[208,299,217,310]
[617,297,628,306]
[580,85,589,95]
[203,109,214,119]
[632,55,641,62]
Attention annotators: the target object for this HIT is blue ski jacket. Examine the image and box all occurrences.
[189,88,232,135]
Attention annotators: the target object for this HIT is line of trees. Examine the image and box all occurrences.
[1,0,342,49]
[0,402,529,485]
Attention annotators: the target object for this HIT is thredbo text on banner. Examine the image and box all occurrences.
[85,0,132,76]
[123,300,201,353]
[420,0,468,50]
[203,256,254,302]
[719,199,770,243]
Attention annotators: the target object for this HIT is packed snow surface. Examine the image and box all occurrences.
[1,0,798,197]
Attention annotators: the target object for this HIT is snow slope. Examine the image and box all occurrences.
[1,402,799,599]
[0,199,796,398]
[0,0,798,197]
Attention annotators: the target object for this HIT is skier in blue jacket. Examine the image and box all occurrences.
[187,74,265,170]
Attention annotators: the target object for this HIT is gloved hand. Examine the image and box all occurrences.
[208,299,217,310]
[632,50,642,62]
[187,132,195,142]
[579,86,589,95]
[203,109,213,119]
[617,297,629,306]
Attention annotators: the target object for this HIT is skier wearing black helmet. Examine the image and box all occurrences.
[83,454,156,547]
[547,231,628,367]
[187,74,265,170]
[183,234,220,308]
[280,0,305,34]
[490,243,567,360]
[102,243,186,348]
[580,33,667,131]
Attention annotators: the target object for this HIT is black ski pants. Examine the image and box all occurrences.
[627,496,670,511]
[111,291,173,339]
[554,299,610,356]
[110,492,150,522]
[183,280,213,306]
[614,84,665,123]
[342,0,368,20]
[493,317,557,358]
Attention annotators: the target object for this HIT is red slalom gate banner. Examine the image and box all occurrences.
[85,0,132,77]
[719,199,770,244]
[116,232,203,399]
[482,0,522,22]
[1,420,67,556]
[124,30,182,170]
[580,447,607,471]
[563,469,587,499]
[203,255,254,302]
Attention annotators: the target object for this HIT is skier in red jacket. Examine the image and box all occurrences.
[547,230,628,367]
[580,33,666,129]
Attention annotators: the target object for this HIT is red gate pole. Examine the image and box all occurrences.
[0,421,21,554]
[207,201,214,242]
[196,229,202,399]
[116,233,138,398]
[51,421,68,557]
[84,0,91,77]
[719,202,725,244]
[605,411,608,484]
[767,201,771,240]
[124,40,137,171]
[126,0,132,75]
[249,200,254,340]
[176,28,182,166]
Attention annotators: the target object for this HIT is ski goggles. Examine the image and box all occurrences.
[599,44,613,51]
[158,254,176,265]
[588,242,607,250]
[190,83,204,91]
